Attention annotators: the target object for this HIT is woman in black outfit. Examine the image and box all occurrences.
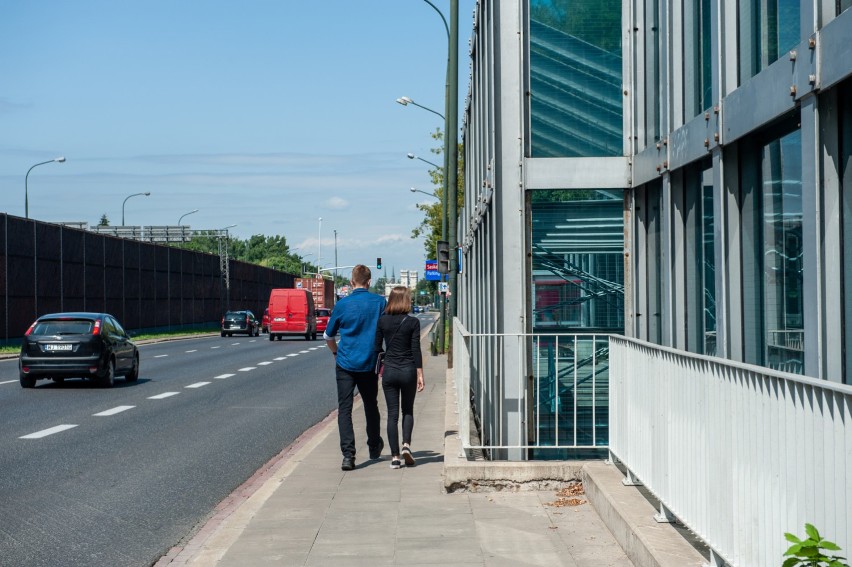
[374,286,424,469]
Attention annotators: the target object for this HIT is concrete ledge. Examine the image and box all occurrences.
[442,367,583,492]
[582,462,706,567]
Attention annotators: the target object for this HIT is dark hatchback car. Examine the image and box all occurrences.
[221,310,260,337]
[19,312,139,388]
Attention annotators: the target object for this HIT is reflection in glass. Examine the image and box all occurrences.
[762,129,804,373]
[531,190,624,332]
[529,0,623,157]
[739,0,800,82]
[702,169,716,355]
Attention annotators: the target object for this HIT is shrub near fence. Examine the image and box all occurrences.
[0,214,296,341]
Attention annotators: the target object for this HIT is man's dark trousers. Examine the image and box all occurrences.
[336,366,382,459]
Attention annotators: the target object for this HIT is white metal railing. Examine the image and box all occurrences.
[609,335,851,567]
[454,319,610,453]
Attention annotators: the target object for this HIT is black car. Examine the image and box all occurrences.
[221,310,260,337]
[19,312,139,388]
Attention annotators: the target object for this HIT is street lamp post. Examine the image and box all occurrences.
[410,187,439,199]
[334,230,338,289]
[395,96,445,120]
[317,217,323,279]
[122,192,151,226]
[407,153,443,170]
[24,157,66,219]
[178,208,199,225]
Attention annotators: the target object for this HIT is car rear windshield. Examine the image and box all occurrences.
[225,312,246,318]
[31,319,95,336]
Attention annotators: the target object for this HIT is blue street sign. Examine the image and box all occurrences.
[425,259,440,281]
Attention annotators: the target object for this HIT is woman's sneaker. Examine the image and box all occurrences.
[402,447,416,467]
[390,458,402,469]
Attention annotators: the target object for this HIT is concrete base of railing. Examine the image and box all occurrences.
[443,366,584,492]
[443,367,709,567]
[582,462,707,567]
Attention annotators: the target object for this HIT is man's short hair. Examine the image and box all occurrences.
[351,264,371,286]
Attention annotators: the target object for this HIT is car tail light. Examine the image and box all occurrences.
[24,322,36,336]
[21,366,30,373]
[221,317,225,325]
[92,319,102,335]
[246,315,250,324]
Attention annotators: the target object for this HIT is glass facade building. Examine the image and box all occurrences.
[459,1,852,457]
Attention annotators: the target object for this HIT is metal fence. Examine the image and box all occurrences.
[609,335,851,567]
[0,214,296,341]
[454,319,610,456]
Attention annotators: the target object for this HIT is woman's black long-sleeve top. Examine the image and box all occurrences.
[374,313,422,370]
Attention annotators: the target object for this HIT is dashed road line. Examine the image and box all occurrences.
[238,367,256,372]
[0,379,17,386]
[299,350,310,354]
[273,357,287,361]
[155,354,169,358]
[231,343,240,346]
[20,425,78,439]
[149,392,180,399]
[214,373,235,379]
[287,354,299,357]
[93,405,135,417]
[257,361,273,366]
[186,382,211,389]
[186,349,198,353]
[309,347,319,351]
[211,346,221,349]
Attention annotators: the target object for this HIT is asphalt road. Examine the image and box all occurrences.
[0,332,340,567]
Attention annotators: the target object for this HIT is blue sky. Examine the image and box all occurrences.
[0,0,473,280]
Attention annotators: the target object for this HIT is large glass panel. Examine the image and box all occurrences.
[841,79,852,385]
[686,0,713,117]
[742,123,803,373]
[701,169,716,354]
[529,189,622,459]
[531,190,624,332]
[529,0,623,157]
[739,0,801,83]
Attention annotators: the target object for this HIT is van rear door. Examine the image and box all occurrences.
[287,291,307,332]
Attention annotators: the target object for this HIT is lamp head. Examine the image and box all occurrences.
[407,153,415,159]
[55,157,66,163]
[395,96,412,106]
[410,187,417,193]
[143,192,151,196]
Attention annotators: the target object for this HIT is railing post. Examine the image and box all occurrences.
[622,467,642,486]
[654,502,676,523]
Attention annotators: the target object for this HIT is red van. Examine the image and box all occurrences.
[267,288,317,341]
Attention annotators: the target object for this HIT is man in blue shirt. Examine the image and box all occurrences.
[324,264,387,471]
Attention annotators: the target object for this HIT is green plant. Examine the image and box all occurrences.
[783,524,848,567]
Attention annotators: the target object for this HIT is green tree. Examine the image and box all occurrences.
[98,214,110,226]
[411,128,465,260]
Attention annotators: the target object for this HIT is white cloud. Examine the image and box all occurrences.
[324,197,349,210]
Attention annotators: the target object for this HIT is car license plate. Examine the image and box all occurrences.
[45,344,72,352]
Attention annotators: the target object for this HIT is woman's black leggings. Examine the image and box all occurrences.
[381,365,418,457]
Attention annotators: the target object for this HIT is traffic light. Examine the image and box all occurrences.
[436,240,449,274]
[376,257,382,270]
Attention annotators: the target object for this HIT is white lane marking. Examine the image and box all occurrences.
[249,340,256,343]
[287,353,299,357]
[186,349,198,353]
[273,357,287,361]
[214,373,235,379]
[211,346,221,349]
[149,392,180,399]
[257,361,273,366]
[20,424,78,439]
[186,382,211,389]
[93,405,135,417]
[238,367,256,372]
[231,343,240,346]
[309,347,319,351]
[0,379,17,385]
[299,350,310,354]
[155,354,169,358]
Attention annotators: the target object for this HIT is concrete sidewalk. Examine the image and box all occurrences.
[157,344,637,567]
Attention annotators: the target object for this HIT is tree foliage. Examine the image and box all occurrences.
[179,233,315,277]
[411,128,466,260]
[98,214,110,227]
